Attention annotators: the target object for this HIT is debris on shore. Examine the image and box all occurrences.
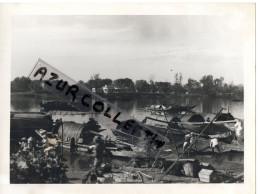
[10,110,244,184]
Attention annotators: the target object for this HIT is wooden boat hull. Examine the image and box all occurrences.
[40,101,80,111]
[180,121,237,135]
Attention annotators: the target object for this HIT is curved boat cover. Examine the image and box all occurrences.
[202,113,235,122]
[154,105,167,109]
[180,113,205,122]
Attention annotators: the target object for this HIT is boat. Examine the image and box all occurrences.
[143,112,239,138]
[40,100,80,112]
[174,113,237,135]
[10,112,53,139]
[144,104,197,115]
[54,120,135,155]
[232,97,243,102]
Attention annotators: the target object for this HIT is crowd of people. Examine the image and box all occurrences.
[10,135,68,183]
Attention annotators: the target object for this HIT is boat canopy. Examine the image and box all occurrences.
[58,122,85,142]
[154,105,166,109]
[202,113,235,122]
[216,113,235,121]
[58,118,105,144]
[180,113,205,122]
[170,116,181,123]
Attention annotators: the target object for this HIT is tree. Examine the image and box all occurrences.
[91,73,100,80]
[185,78,201,94]
[175,73,179,84]
[179,73,183,85]
[155,82,171,93]
[236,84,244,97]
[114,78,135,92]
[101,78,113,86]
[149,80,156,93]
[200,75,215,95]
[30,80,46,93]
[11,77,31,92]
[213,77,225,95]
[172,83,186,94]
[78,80,85,85]
[135,80,150,93]
[86,74,112,89]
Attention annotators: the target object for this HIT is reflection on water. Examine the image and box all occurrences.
[11,96,41,112]
[11,95,244,120]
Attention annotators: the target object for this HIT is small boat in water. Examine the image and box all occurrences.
[40,100,80,112]
[144,104,197,115]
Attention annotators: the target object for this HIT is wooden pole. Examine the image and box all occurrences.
[60,118,63,158]
[151,110,178,168]
[163,112,179,156]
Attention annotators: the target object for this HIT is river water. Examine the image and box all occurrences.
[11,95,244,121]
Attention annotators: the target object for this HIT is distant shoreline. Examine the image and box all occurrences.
[11,92,243,101]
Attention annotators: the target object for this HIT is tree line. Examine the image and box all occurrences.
[11,74,243,97]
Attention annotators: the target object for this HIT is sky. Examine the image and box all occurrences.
[12,15,245,85]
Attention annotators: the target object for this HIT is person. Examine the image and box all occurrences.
[234,119,243,138]
[27,137,36,151]
[41,132,49,148]
[93,135,105,175]
[210,138,221,153]
[190,132,197,151]
[20,137,30,152]
[70,137,77,155]
[35,140,44,150]
[19,137,27,151]
[183,133,191,154]
[52,119,61,134]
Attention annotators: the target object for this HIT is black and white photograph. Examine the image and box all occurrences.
[0,3,255,193]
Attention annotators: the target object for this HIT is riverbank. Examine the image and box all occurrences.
[11,92,243,101]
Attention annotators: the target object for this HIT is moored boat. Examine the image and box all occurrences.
[175,113,237,135]
[143,112,240,137]
[40,100,80,112]
[11,112,53,139]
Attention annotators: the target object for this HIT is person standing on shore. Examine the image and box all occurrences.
[210,138,221,153]
[19,137,27,151]
[190,132,197,151]
[93,136,105,175]
[183,133,191,155]
[70,137,77,155]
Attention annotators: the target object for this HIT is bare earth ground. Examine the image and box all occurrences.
[63,138,244,184]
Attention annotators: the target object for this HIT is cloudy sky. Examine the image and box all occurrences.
[12,15,245,84]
